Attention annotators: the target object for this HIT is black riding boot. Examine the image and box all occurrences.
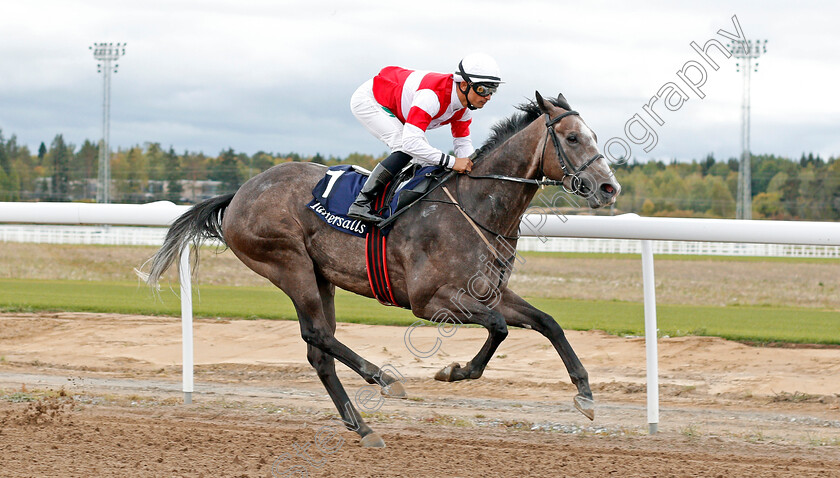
[347,163,394,224]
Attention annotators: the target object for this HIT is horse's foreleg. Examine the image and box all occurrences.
[418,287,508,382]
[496,288,594,420]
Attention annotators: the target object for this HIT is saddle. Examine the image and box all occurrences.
[307,163,450,309]
[382,163,449,219]
[307,163,448,237]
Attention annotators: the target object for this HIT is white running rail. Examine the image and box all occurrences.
[3,202,840,433]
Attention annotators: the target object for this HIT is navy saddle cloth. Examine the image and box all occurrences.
[307,164,445,237]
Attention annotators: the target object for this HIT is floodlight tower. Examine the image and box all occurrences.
[730,39,767,220]
[90,42,126,203]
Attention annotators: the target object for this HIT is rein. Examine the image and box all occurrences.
[466,174,563,187]
[466,109,604,193]
[542,110,604,193]
[377,108,603,237]
[447,108,604,241]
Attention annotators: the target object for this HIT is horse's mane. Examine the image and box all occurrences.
[477,94,572,158]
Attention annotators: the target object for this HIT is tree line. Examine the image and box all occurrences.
[1,129,837,220]
[604,152,840,220]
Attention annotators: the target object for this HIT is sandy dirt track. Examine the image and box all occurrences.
[1,312,839,477]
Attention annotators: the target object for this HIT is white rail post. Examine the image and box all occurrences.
[641,240,659,434]
[178,245,194,404]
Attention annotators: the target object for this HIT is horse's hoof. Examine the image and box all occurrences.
[360,432,386,448]
[381,381,406,399]
[574,395,595,421]
[434,362,461,382]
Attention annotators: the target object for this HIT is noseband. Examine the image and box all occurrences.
[467,109,604,193]
[379,109,606,235]
[541,110,605,193]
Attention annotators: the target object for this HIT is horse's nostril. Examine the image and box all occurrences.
[601,184,615,195]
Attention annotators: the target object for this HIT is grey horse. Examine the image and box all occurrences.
[143,92,620,447]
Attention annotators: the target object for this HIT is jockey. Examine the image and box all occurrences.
[347,52,503,224]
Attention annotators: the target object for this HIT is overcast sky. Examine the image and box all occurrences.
[1,0,837,163]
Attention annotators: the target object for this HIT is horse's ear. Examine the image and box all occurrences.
[535,90,551,113]
[557,92,568,105]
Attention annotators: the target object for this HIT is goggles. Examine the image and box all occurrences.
[472,82,498,97]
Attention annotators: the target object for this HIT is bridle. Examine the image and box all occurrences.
[378,108,606,244]
[430,108,606,239]
[467,109,605,195]
[435,109,602,242]
[430,110,604,250]
[541,110,605,194]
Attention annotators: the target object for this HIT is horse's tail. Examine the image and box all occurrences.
[139,193,235,289]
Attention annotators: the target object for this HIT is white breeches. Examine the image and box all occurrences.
[349,79,404,153]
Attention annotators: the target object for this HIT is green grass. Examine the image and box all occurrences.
[517,250,840,264]
[0,278,418,325]
[526,297,840,345]
[1,278,838,344]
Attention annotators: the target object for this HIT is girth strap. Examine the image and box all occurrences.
[366,225,401,307]
[365,184,407,308]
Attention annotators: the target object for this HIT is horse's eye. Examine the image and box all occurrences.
[567,134,577,143]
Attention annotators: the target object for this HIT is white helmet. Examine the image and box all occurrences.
[456,52,503,85]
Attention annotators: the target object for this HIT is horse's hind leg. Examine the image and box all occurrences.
[254,249,403,391]
[306,344,386,446]
[290,286,385,445]
[496,288,595,420]
[314,274,405,397]
[298,274,404,393]
[267,258,403,445]
[300,276,381,446]
[308,274,407,447]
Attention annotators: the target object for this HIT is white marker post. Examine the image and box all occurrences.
[641,240,659,434]
[179,245,194,404]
